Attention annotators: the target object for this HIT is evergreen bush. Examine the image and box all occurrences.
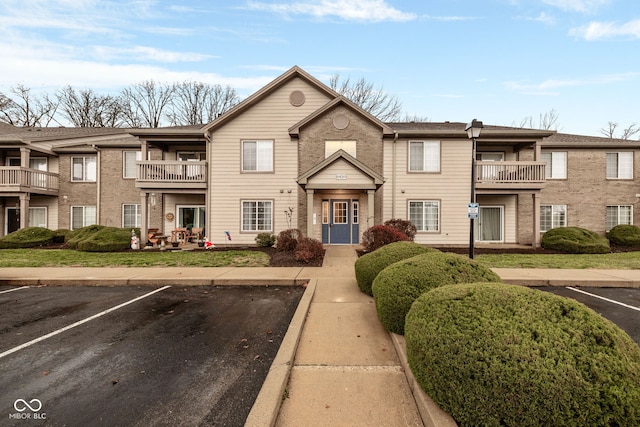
[608,224,640,246]
[405,283,640,427]
[255,232,276,247]
[0,227,56,249]
[354,241,434,296]
[76,227,134,252]
[541,226,610,254]
[372,251,501,334]
[66,224,106,249]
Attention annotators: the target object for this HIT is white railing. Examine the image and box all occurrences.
[0,167,59,192]
[476,161,546,184]
[136,161,207,183]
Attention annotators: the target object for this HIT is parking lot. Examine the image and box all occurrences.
[538,286,640,345]
[0,284,304,426]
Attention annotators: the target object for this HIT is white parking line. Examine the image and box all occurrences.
[0,286,30,294]
[567,287,640,312]
[0,285,171,360]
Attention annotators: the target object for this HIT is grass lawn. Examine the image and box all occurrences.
[476,251,640,269]
[0,249,270,268]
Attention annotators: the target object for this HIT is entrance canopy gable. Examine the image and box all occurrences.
[297,149,384,190]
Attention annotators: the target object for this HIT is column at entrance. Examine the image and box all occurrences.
[306,189,314,238]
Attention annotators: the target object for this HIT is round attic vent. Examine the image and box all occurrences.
[289,90,305,107]
[333,114,349,130]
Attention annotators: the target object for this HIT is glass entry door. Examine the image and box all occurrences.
[477,206,503,242]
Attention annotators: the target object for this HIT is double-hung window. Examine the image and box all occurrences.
[72,156,97,182]
[123,151,142,179]
[242,140,273,172]
[540,205,566,232]
[242,200,273,232]
[123,204,141,228]
[71,206,97,229]
[606,205,632,231]
[541,151,567,179]
[409,141,440,172]
[408,201,440,232]
[606,152,633,179]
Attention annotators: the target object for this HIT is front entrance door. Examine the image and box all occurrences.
[6,208,19,234]
[477,206,503,242]
[321,199,359,244]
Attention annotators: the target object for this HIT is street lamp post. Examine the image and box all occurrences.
[465,119,483,259]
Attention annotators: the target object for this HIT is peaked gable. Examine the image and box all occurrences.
[298,149,384,190]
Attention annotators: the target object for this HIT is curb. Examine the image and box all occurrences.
[244,278,317,427]
[390,333,458,427]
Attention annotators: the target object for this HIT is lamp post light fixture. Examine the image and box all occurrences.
[465,119,483,259]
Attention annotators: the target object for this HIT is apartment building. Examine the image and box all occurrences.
[0,67,637,247]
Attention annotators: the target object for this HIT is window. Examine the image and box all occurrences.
[541,151,567,179]
[123,204,141,228]
[72,156,97,182]
[325,140,356,158]
[606,152,633,179]
[177,152,206,161]
[540,205,566,232]
[71,206,96,229]
[242,140,273,172]
[123,151,142,179]
[352,201,359,224]
[242,200,273,231]
[606,205,632,231]
[322,201,329,224]
[28,207,47,228]
[409,141,440,172]
[409,201,440,232]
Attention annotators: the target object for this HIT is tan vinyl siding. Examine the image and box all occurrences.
[384,138,472,245]
[310,159,375,187]
[208,78,333,244]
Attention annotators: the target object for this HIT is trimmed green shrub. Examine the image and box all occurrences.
[361,224,410,252]
[0,227,56,249]
[276,228,303,252]
[608,224,640,246]
[405,283,640,427]
[542,226,610,254]
[384,218,417,241]
[355,241,434,296]
[372,251,501,334]
[76,227,134,252]
[255,233,276,247]
[294,237,324,263]
[66,225,106,249]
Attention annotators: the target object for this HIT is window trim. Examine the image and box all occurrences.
[70,205,97,230]
[241,199,274,232]
[408,200,440,233]
[606,152,633,180]
[606,205,633,231]
[122,204,141,228]
[541,151,567,180]
[540,204,567,232]
[28,207,48,228]
[71,155,97,182]
[241,140,274,173]
[408,140,441,173]
[123,151,142,179]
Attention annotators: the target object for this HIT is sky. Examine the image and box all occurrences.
[0,0,638,136]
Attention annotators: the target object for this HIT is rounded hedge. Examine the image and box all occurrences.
[76,227,136,252]
[371,251,501,334]
[354,241,435,296]
[541,226,610,254]
[0,227,56,249]
[608,224,640,246]
[405,283,640,427]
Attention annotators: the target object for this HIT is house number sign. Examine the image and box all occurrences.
[335,174,348,180]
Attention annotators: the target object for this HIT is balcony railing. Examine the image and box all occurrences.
[0,167,59,194]
[136,161,207,186]
[476,161,546,185]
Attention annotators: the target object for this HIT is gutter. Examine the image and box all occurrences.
[392,131,398,218]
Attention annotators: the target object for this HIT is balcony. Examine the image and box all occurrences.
[0,167,59,195]
[475,161,546,191]
[136,161,207,189]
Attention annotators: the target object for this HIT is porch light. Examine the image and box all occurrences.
[465,119,483,259]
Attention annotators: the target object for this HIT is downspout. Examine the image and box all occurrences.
[92,145,101,225]
[392,132,398,218]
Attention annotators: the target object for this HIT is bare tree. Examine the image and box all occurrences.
[600,121,639,140]
[516,109,560,130]
[120,80,175,128]
[57,86,125,127]
[0,84,58,127]
[166,81,240,126]
[401,113,430,122]
[329,74,403,122]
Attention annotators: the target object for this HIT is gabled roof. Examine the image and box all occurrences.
[288,96,395,138]
[387,122,555,139]
[297,149,384,188]
[201,66,340,133]
[543,132,640,148]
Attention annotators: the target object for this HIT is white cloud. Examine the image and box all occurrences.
[505,72,640,94]
[569,19,640,40]
[522,12,555,24]
[91,46,216,63]
[246,0,416,22]
[542,0,610,13]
